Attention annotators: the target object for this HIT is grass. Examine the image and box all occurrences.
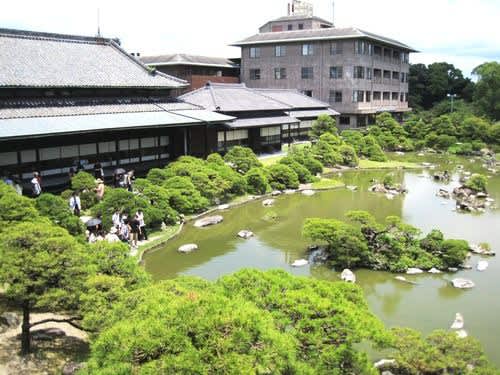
[259,154,284,166]
[311,178,345,190]
[358,159,420,169]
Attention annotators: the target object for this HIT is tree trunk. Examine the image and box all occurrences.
[21,302,30,355]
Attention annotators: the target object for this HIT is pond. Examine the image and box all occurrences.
[144,153,500,363]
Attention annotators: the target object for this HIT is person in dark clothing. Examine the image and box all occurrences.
[129,216,140,248]
[94,162,104,180]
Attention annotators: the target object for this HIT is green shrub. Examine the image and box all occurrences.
[146,168,169,185]
[0,181,16,198]
[279,157,313,183]
[35,193,85,236]
[206,153,225,165]
[163,176,209,214]
[312,140,343,166]
[464,174,488,192]
[361,136,387,162]
[0,192,40,226]
[382,174,395,188]
[245,167,270,195]
[71,171,96,191]
[266,164,299,190]
[288,146,323,175]
[338,145,359,167]
[141,186,178,225]
[310,114,337,139]
[223,146,262,174]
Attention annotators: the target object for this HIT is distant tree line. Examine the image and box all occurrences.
[409,61,500,121]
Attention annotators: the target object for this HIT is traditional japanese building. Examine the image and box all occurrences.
[0,28,233,191]
[180,82,338,154]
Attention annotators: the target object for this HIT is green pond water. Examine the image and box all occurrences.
[144,154,500,363]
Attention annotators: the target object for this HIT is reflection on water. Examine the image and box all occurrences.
[144,154,500,363]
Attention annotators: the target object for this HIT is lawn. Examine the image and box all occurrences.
[311,178,345,190]
[358,159,420,169]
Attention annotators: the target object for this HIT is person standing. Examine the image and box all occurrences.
[125,170,134,191]
[95,178,105,200]
[94,162,104,180]
[112,210,121,229]
[135,210,147,241]
[69,191,81,216]
[129,215,140,248]
[31,172,42,197]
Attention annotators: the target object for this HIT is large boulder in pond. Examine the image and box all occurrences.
[178,244,198,253]
[291,259,308,267]
[451,278,475,289]
[262,198,275,207]
[237,230,254,239]
[340,269,356,283]
[194,215,223,228]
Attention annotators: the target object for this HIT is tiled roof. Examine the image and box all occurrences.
[0,28,188,88]
[141,53,239,68]
[0,110,235,140]
[254,88,333,109]
[0,100,201,120]
[232,27,417,51]
[179,83,292,112]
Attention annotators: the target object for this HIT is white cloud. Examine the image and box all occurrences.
[1,0,498,76]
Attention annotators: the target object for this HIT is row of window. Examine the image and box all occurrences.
[0,136,169,167]
[328,90,409,104]
[249,41,410,62]
[249,66,409,81]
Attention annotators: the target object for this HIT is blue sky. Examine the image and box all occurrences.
[1,0,498,77]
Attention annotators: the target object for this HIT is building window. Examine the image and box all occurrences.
[373,91,381,100]
[366,67,372,80]
[301,67,313,79]
[329,90,343,103]
[384,48,392,59]
[249,47,260,58]
[405,92,409,102]
[339,116,350,125]
[274,67,287,80]
[287,24,293,30]
[301,90,313,97]
[353,66,365,79]
[301,44,313,56]
[355,40,370,55]
[249,68,261,80]
[392,71,400,80]
[403,52,409,63]
[393,50,400,61]
[383,92,390,100]
[400,72,405,83]
[330,42,343,55]
[374,45,382,57]
[392,92,399,100]
[366,91,371,102]
[329,66,343,79]
[352,90,364,103]
[260,126,281,145]
[298,23,304,30]
[400,93,404,102]
[275,45,286,57]
[383,70,391,79]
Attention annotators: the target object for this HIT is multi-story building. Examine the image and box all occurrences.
[141,54,240,94]
[233,4,417,128]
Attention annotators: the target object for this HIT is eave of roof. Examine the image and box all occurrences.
[145,61,239,69]
[231,27,418,52]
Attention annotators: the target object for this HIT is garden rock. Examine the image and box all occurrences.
[237,230,254,239]
[340,269,356,283]
[178,244,198,253]
[262,199,275,207]
[476,260,488,271]
[451,278,475,289]
[291,259,308,267]
[450,313,464,330]
[194,215,223,228]
[406,268,423,275]
[301,189,315,196]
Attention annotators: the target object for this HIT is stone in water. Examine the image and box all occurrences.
[340,269,356,283]
[178,244,198,253]
[291,259,308,267]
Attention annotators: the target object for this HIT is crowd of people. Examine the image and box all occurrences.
[86,210,147,249]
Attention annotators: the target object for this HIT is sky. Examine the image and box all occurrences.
[1,0,498,77]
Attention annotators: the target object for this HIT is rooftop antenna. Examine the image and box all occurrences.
[96,8,101,37]
[332,1,335,27]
